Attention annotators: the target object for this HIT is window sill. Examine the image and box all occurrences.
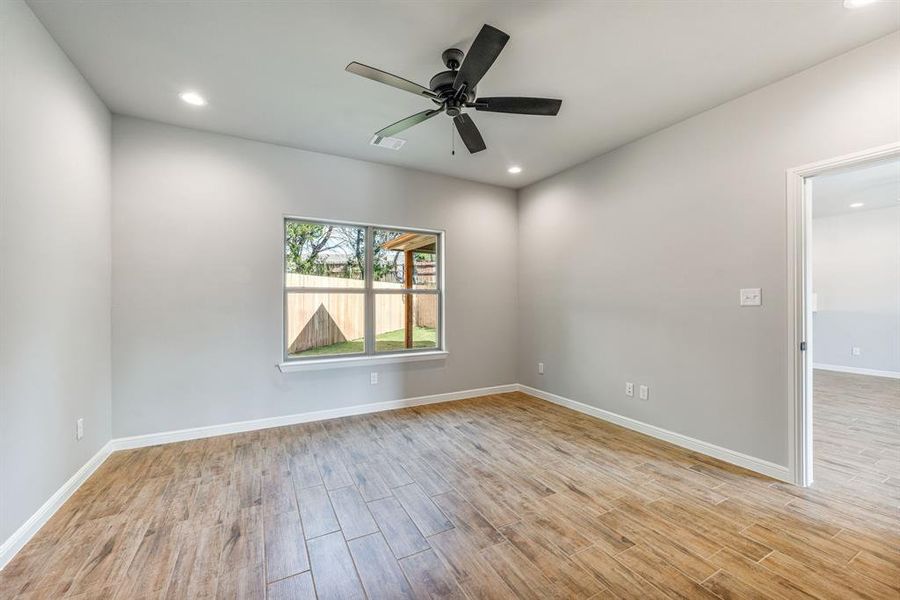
[278,350,448,372]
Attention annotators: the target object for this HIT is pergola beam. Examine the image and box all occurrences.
[404,249,413,348]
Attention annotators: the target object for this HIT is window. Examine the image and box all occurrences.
[283,218,442,363]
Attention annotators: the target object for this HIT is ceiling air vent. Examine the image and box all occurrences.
[370,135,406,150]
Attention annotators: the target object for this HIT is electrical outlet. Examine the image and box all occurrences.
[851,346,861,356]
[538,362,544,375]
[370,372,378,384]
[625,382,634,397]
[639,385,649,401]
[76,418,84,440]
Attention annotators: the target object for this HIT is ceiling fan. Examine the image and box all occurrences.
[346,24,562,154]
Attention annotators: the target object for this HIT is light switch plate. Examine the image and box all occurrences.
[639,385,649,401]
[740,288,762,306]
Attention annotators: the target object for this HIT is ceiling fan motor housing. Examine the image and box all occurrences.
[429,70,475,102]
[430,48,476,104]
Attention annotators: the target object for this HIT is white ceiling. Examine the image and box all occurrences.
[28,0,900,189]
[812,157,900,218]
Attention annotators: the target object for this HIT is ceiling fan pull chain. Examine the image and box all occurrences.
[451,120,456,156]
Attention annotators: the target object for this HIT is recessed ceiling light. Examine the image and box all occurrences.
[179,91,207,106]
[849,202,865,208]
[843,0,879,8]
[507,165,522,174]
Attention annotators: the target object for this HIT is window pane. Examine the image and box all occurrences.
[373,229,437,289]
[285,221,365,288]
[286,292,365,357]
[374,293,437,352]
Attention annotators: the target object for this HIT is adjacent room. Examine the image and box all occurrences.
[809,157,900,492]
[1,1,898,598]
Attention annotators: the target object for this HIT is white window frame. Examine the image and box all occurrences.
[279,216,446,372]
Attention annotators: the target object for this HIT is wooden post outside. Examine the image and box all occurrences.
[404,250,413,348]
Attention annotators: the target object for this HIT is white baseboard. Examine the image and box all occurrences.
[0,441,113,570]
[110,384,519,451]
[812,363,900,379]
[518,384,791,483]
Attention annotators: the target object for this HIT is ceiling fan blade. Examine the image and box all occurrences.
[453,25,510,92]
[474,97,562,116]
[453,114,486,153]
[346,62,437,99]
[375,108,443,138]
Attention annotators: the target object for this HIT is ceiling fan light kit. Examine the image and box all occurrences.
[346,24,562,155]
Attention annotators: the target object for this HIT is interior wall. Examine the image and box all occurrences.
[0,0,112,544]
[111,116,518,438]
[812,206,900,374]
[516,33,900,467]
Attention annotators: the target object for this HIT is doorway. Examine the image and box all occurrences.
[787,143,900,487]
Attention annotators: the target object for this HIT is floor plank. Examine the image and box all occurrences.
[347,532,415,600]
[263,510,309,583]
[327,485,378,541]
[163,523,223,599]
[398,548,466,600]
[367,496,431,559]
[266,571,316,600]
[296,485,339,541]
[306,531,365,600]
[392,483,453,538]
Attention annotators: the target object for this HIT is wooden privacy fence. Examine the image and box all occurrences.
[286,274,436,353]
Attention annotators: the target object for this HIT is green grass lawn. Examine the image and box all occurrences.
[292,327,436,357]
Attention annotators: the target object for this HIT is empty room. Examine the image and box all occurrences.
[1,1,898,598]
[809,157,899,496]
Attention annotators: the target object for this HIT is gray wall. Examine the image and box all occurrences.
[517,33,900,467]
[813,206,900,374]
[0,0,111,543]
[111,116,518,437]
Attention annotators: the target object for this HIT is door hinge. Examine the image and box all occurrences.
[800,341,807,351]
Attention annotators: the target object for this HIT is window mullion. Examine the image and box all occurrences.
[437,233,443,351]
[365,225,375,355]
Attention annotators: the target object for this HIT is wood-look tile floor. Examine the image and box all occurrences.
[1,379,897,599]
